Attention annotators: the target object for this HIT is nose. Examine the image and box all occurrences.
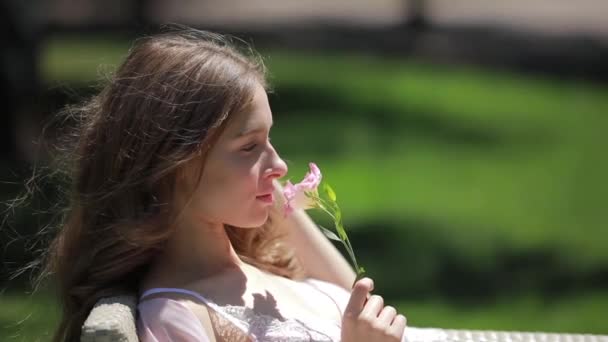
[264,146,288,180]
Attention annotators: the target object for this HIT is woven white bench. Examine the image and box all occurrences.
[81,295,608,342]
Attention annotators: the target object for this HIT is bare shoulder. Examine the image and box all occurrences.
[142,261,250,302]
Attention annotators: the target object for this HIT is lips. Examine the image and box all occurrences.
[256,193,274,203]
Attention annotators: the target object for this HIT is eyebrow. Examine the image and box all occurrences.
[236,122,273,138]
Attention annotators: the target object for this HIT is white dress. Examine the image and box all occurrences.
[137,278,446,342]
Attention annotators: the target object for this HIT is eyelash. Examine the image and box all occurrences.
[242,137,271,152]
[242,144,257,152]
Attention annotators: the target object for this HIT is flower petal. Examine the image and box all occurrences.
[283,180,297,215]
[297,163,322,191]
[282,163,324,215]
[284,180,297,201]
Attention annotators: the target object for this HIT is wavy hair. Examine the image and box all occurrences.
[32,29,302,342]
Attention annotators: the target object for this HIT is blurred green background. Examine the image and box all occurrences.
[2,22,608,341]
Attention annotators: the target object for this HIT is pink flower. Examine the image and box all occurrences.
[283,163,322,215]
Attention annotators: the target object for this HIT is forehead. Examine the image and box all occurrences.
[225,83,273,137]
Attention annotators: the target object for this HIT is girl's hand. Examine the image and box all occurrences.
[341,278,407,342]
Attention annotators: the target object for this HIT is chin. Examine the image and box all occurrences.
[250,214,270,228]
[233,212,269,228]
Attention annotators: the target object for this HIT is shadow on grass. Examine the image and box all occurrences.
[346,218,608,303]
[269,85,556,155]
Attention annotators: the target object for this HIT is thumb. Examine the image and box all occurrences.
[343,277,374,317]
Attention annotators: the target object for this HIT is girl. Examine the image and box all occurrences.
[41,29,407,342]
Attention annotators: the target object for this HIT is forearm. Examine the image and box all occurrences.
[273,180,356,291]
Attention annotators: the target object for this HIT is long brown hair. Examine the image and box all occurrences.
[34,29,301,342]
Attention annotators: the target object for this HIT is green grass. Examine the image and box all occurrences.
[397,290,608,335]
[41,35,131,84]
[265,51,608,266]
[0,292,59,342]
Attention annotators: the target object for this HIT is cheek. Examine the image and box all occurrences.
[194,156,261,222]
[221,156,258,194]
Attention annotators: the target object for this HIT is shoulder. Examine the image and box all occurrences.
[137,294,216,342]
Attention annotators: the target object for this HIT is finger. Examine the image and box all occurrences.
[343,277,374,317]
[387,314,407,339]
[377,305,397,326]
[360,295,384,319]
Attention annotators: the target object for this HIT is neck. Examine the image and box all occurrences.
[150,215,245,285]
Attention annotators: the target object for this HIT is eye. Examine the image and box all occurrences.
[242,143,257,152]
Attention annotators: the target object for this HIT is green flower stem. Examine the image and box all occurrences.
[313,194,365,279]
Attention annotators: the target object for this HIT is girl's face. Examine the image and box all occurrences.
[178,82,288,228]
